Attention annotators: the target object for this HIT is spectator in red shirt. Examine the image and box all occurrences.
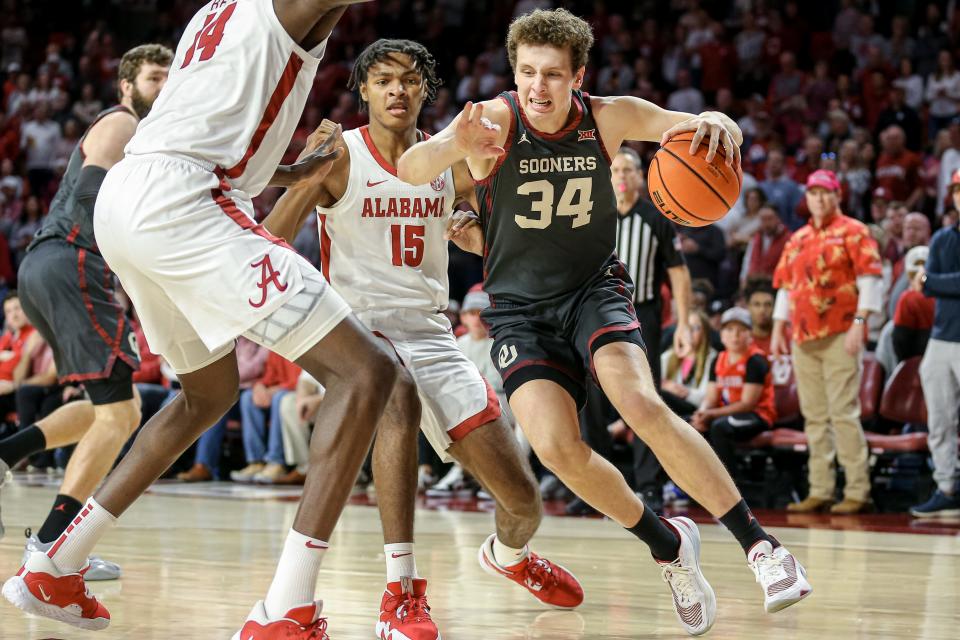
[744,277,777,355]
[875,125,923,209]
[692,308,776,474]
[741,205,791,284]
[0,291,35,416]
[893,246,935,363]
[232,352,300,484]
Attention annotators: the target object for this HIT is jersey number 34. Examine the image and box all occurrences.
[515,178,593,230]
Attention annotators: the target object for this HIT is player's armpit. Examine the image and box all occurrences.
[81,111,138,170]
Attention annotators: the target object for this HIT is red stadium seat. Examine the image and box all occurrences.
[770,428,808,451]
[879,357,928,425]
[864,431,928,454]
[773,365,801,427]
[859,352,884,422]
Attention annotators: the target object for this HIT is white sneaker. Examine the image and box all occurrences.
[748,541,812,613]
[21,532,122,581]
[425,465,472,498]
[252,463,286,484]
[230,462,265,483]
[658,517,716,636]
[417,466,438,492]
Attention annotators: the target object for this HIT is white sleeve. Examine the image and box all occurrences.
[856,275,883,313]
[773,288,791,322]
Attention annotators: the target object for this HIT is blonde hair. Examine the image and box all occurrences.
[664,311,712,386]
[506,8,594,72]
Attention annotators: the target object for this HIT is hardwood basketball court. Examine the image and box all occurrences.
[0,478,957,639]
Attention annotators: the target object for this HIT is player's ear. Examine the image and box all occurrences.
[358,82,369,104]
[119,77,133,100]
[573,67,585,90]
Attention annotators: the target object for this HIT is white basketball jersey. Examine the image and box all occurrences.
[317,127,456,314]
[126,0,326,197]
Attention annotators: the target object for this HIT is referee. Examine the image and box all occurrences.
[573,146,692,515]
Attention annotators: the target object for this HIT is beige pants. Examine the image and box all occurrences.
[279,393,312,474]
[792,333,871,502]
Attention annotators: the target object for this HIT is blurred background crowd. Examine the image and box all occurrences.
[0,0,958,518]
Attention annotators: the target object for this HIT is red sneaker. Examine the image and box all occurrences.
[1,550,110,630]
[376,577,440,640]
[231,600,329,639]
[478,534,584,609]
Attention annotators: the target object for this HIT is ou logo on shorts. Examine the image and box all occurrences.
[498,344,518,369]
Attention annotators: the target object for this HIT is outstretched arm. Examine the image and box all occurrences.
[593,95,742,166]
[398,100,506,186]
[264,122,343,243]
[272,0,369,49]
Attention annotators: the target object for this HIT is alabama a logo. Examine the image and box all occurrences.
[249,254,288,308]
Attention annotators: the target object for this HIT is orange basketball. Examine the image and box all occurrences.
[647,133,742,227]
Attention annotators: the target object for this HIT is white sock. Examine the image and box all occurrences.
[492,536,528,568]
[264,529,328,619]
[384,543,419,583]
[48,497,117,573]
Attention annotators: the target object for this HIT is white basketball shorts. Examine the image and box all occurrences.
[357,308,501,462]
[95,153,350,373]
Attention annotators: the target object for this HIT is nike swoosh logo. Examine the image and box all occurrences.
[390,552,412,559]
[367,179,388,187]
[305,541,328,550]
[727,416,755,427]
[38,585,52,602]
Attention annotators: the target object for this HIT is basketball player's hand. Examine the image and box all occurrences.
[445,210,483,255]
[272,121,344,189]
[673,322,693,359]
[454,102,505,160]
[660,112,741,167]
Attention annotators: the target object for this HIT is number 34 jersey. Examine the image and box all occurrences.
[476,90,619,304]
[127,0,326,198]
[316,127,456,314]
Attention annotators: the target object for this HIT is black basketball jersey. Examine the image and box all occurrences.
[476,90,619,304]
[29,105,134,253]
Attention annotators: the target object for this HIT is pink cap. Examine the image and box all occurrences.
[806,169,840,192]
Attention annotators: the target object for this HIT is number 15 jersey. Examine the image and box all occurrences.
[476,90,619,304]
[316,127,456,314]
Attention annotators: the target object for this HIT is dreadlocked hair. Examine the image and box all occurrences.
[348,39,442,112]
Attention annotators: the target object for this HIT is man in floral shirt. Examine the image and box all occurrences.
[771,170,883,515]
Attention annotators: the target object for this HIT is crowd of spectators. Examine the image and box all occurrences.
[0,0,957,513]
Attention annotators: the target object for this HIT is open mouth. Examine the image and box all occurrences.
[387,103,409,116]
[528,96,551,112]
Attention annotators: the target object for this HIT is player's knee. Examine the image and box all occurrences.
[184,384,239,427]
[619,388,667,434]
[534,434,589,475]
[389,367,421,426]
[93,399,141,437]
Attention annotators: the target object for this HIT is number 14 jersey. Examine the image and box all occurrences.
[316,127,456,314]
[476,90,619,304]
[127,0,326,198]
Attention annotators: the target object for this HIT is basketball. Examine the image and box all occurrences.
[647,133,743,227]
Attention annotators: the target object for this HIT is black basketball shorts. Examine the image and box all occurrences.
[18,238,139,405]
[482,257,647,408]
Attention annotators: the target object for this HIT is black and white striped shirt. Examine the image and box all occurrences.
[615,198,686,305]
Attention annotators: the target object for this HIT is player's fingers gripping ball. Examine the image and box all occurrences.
[648,132,743,227]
